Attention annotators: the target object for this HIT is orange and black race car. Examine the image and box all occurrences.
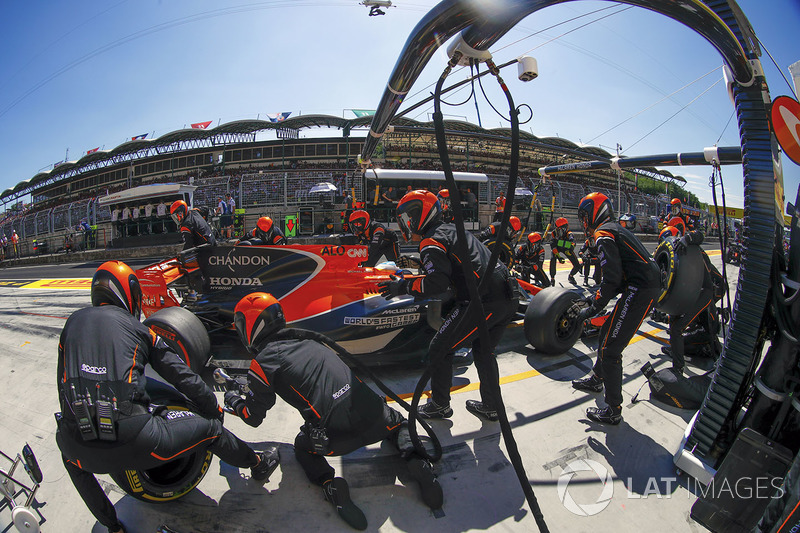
[135,243,608,370]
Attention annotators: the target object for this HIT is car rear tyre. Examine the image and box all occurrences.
[143,306,211,371]
[483,237,515,269]
[524,287,583,354]
[653,239,704,315]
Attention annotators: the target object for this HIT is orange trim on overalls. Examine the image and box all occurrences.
[451,312,493,349]
[150,435,219,461]
[290,385,321,419]
[128,344,138,383]
[249,359,270,385]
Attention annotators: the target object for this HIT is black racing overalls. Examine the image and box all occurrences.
[408,223,520,409]
[56,306,257,529]
[589,222,660,409]
[180,208,216,250]
[357,220,400,267]
[237,336,407,485]
[549,230,581,280]
[240,225,287,245]
[579,240,602,284]
[514,241,550,287]
[668,246,723,369]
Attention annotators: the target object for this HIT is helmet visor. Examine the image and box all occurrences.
[397,212,414,242]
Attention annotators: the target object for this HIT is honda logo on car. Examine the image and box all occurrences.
[320,245,367,258]
[209,277,262,288]
[344,313,420,330]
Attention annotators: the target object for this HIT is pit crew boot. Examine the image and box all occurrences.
[418,401,453,419]
[251,446,280,483]
[407,457,444,509]
[465,400,498,422]
[323,477,367,530]
[572,374,604,393]
[568,275,577,285]
[586,405,622,425]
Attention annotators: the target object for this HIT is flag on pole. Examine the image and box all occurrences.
[191,121,213,129]
[351,109,376,118]
[131,133,148,141]
[86,147,100,154]
[267,112,291,123]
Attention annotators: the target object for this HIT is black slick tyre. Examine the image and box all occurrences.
[653,239,704,315]
[143,306,211,371]
[524,287,583,354]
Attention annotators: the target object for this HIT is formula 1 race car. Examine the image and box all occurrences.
[134,243,601,372]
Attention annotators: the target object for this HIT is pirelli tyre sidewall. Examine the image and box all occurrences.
[484,237,515,268]
[654,239,704,315]
[109,403,213,503]
[524,287,583,354]
[143,306,211,371]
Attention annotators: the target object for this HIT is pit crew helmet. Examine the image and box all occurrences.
[577,192,614,233]
[348,210,370,236]
[255,216,274,241]
[554,217,569,238]
[396,190,441,241]
[170,200,189,225]
[527,232,543,245]
[667,216,686,236]
[234,292,286,353]
[91,260,142,319]
[659,226,680,243]
[509,216,523,238]
[670,198,682,216]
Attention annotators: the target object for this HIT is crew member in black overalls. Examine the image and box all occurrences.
[348,209,399,267]
[55,261,277,533]
[226,293,442,530]
[578,238,602,286]
[170,200,216,250]
[669,198,695,231]
[478,216,523,268]
[437,188,454,223]
[237,216,287,245]
[514,232,550,287]
[571,193,660,425]
[549,217,581,285]
[379,190,520,422]
[659,218,722,373]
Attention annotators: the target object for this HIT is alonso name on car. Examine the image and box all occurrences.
[319,245,368,258]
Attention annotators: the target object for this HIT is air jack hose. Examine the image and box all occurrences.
[406,52,549,532]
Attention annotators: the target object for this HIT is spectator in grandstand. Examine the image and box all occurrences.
[494,191,506,222]
[349,210,399,267]
[237,216,287,246]
[549,217,581,285]
[225,193,236,238]
[111,205,122,238]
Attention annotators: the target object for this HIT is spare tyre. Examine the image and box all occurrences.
[143,306,211,371]
[653,238,704,315]
[483,237,515,269]
[524,287,584,354]
[109,384,213,503]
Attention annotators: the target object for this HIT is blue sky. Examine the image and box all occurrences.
[1,0,798,212]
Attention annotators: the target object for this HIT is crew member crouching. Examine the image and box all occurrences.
[348,209,399,267]
[237,216,287,245]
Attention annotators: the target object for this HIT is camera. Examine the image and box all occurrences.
[518,56,538,82]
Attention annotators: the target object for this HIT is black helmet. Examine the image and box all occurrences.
[234,292,286,353]
[348,210,370,236]
[91,260,142,319]
[396,190,441,241]
[577,192,614,233]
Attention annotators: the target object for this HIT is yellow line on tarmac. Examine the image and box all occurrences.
[387,326,667,402]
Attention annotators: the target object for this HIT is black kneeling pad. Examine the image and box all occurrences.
[640,362,711,410]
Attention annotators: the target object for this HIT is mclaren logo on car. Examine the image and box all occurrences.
[209,251,271,272]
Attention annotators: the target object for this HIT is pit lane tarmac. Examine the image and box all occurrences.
[0,247,728,533]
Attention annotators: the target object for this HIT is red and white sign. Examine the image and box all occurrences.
[770,95,800,166]
[191,121,212,130]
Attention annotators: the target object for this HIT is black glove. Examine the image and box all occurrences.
[558,257,565,264]
[224,391,245,417]
[396,255,421,269]
[577,297,597,322]
[674,235,691,254]
[378,276,409,299]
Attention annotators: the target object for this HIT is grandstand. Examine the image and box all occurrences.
[0,115,689,255]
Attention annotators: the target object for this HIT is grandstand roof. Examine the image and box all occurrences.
[1,114,685,203]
